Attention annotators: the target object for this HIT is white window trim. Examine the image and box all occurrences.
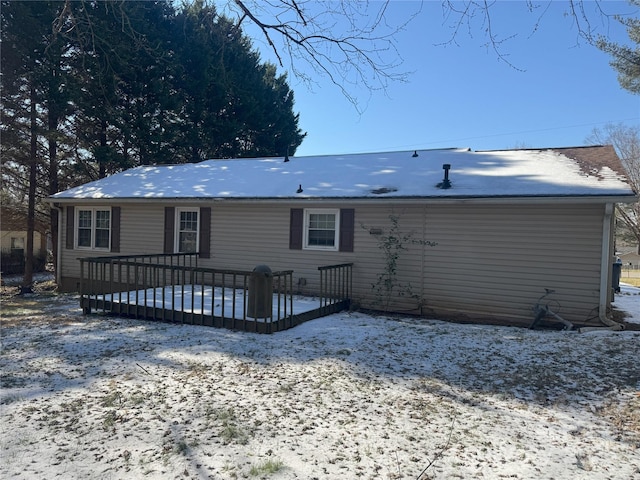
[303,208,340,251]
[174,207,200,254]
[75,207,111,251]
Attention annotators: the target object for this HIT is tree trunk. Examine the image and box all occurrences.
[99,117,107,178]
[48,131,59,280]
[22,82,37,293]
[48,62,61,282]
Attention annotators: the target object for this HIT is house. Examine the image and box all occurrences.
[48,145,637,328]
[619,250,640,269]
[1,206,49,274]
[618,247,640,290]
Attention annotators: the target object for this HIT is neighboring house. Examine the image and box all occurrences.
[1,206,48,274]
[618,249,640,269]
[48,145,637,328]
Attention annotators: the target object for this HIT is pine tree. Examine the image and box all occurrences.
[597,1,640,95]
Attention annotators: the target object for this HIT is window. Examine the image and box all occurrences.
[76,208,111,250]
[290,208,354,252]
[304,209,339,250]
[10,237,24,251]
[163,207,210,258]
[175,208,199,253]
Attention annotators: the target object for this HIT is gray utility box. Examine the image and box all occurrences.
[248,264,273,318]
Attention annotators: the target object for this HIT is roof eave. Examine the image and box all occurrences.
[47,193,638,205]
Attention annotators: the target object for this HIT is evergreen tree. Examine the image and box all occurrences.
[69,1,178,174]
[1,1,73,288]
[1,0,305,287]
[171,2,304,160]
[597,0,640,95]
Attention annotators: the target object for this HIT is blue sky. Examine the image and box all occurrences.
[240,1,639,157]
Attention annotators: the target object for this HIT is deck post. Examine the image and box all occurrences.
[80,259,91,314]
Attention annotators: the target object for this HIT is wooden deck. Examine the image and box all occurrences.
[80,253,352,333]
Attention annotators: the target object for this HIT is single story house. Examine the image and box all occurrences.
[48,145,637,328]
[618,248,640,269]
[1,206,49,274]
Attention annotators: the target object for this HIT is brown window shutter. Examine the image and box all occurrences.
[339,208,355,252]
[65,206,74,249]
[164,207,175,254]
[289,208,303,250]
[199,207,211,259]
[110,207,121,253]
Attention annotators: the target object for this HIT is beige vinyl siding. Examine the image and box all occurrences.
[420,203,603,324]
[59,208,80,289]
[347,205,427,312]
[60,202,358,293]
[306,202,604,324]
[119,204,166,253]
[59,200,607,325]
[208,203,357,296]
[60,204,167,287]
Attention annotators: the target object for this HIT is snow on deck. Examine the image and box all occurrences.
[94,285,320,321]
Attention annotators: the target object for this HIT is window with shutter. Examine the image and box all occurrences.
[73,207,112,251]
[289,208,355,252]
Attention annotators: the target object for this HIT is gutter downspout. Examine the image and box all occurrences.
[594,203,624,331]
[53,203,63,287]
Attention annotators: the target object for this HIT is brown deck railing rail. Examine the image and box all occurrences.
[79,253,352,333]
[318,262,353,316]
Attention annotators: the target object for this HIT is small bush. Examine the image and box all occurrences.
[249,458,285,476]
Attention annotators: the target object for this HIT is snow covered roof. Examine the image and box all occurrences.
[51,145,636,201]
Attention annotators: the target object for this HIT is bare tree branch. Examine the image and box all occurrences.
[227,0,422,112]
[437,1,621,71]
[586,123,640,252]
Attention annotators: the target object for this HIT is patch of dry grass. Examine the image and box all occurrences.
[599,394,640,447]
[621,277,640,287]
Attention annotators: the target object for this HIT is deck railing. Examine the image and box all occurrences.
[79,253,352,333]
[318,263,353,315]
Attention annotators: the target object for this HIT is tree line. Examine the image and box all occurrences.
[1,0,305,289]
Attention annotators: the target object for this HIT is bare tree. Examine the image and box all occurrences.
[586,123,640,253]
[217,0,421,111]
[214,1,637,109]
[436,1,631,68]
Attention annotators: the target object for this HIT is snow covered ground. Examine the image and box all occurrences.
[0,281,638,479]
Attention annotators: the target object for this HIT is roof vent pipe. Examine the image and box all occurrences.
[438,164,452,189]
